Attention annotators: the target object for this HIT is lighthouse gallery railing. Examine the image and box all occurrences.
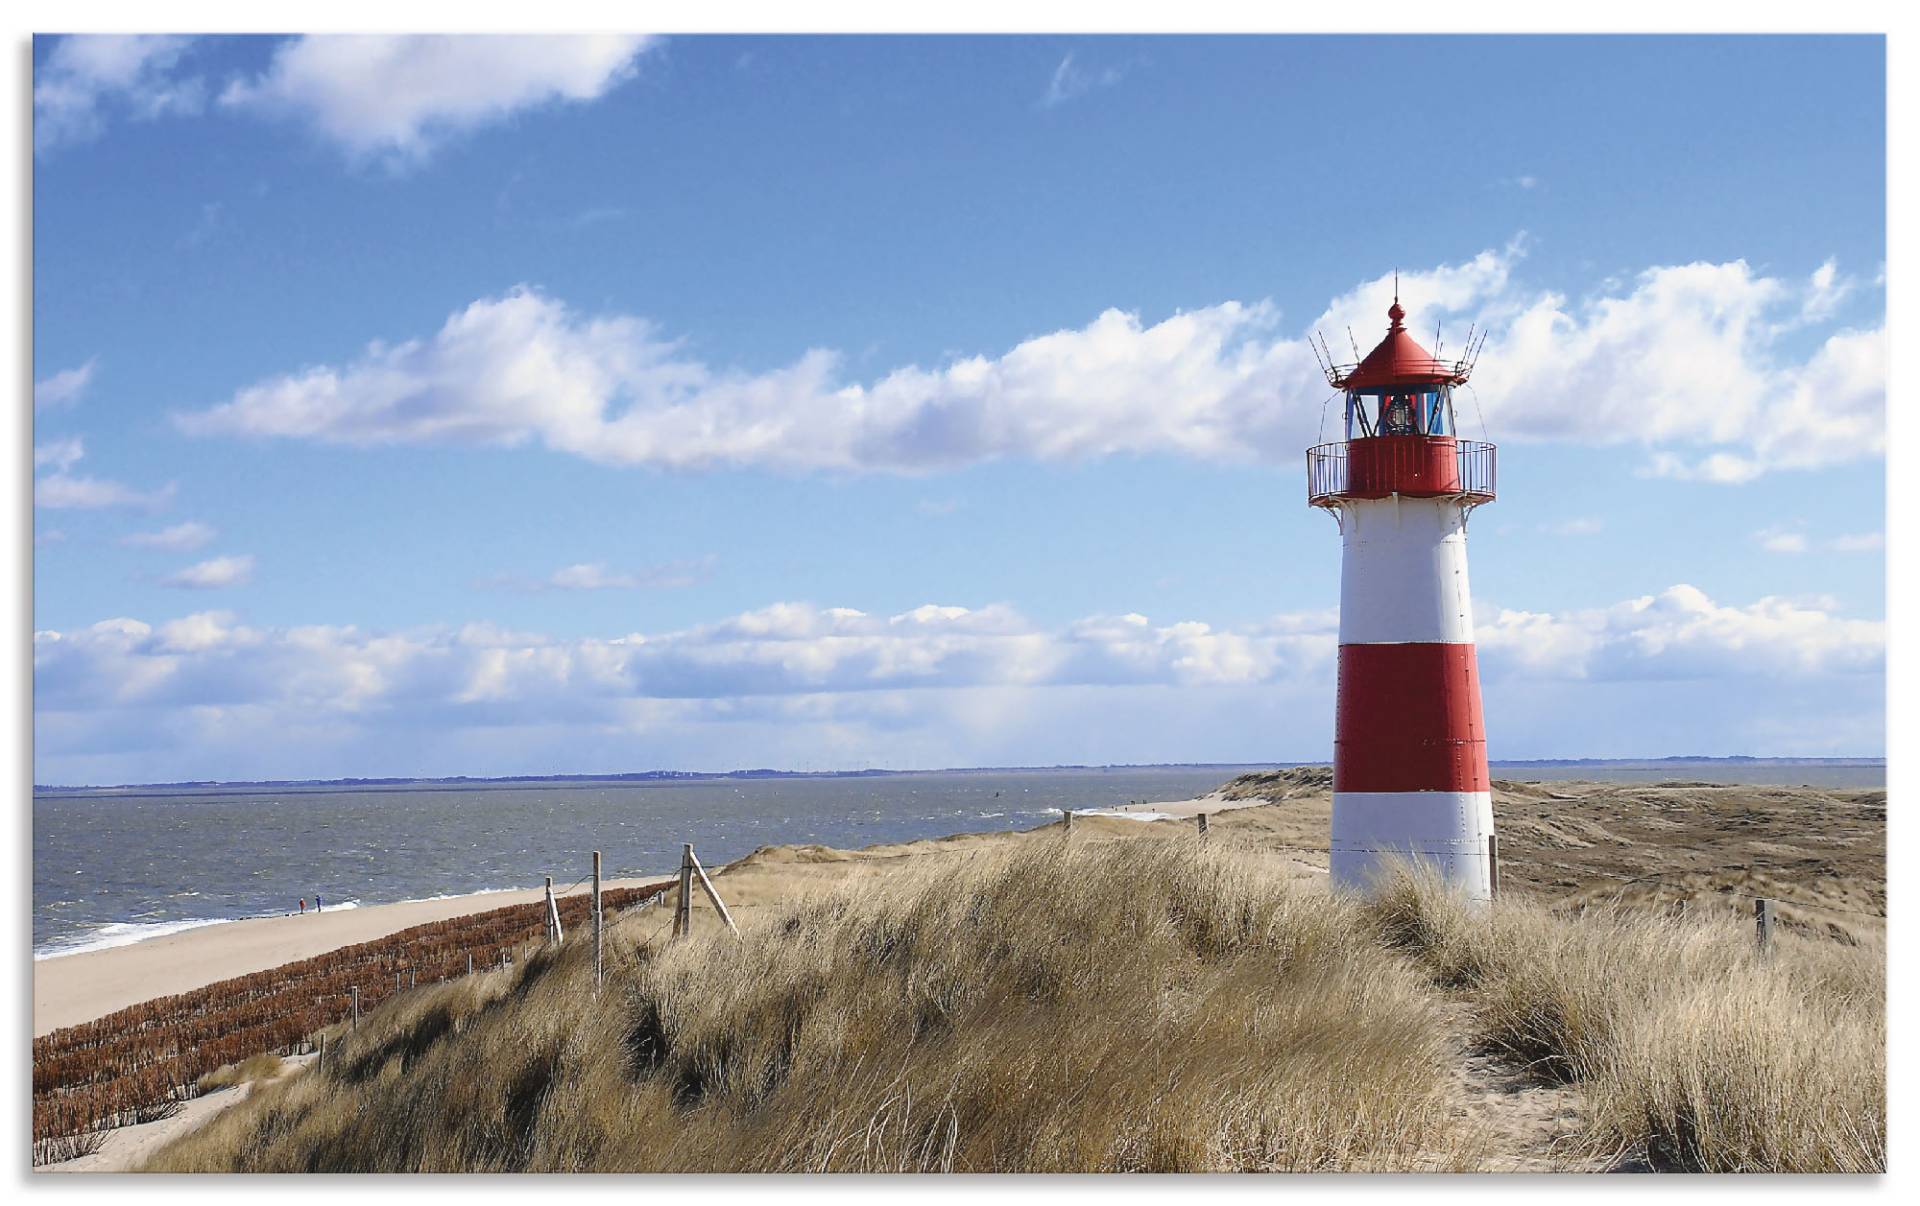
[1306,438,1497,505]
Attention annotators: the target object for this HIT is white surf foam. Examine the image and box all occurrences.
[1070,808,1180,822]
[34,916,238,960]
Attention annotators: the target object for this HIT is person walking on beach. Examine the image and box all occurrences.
[315,894,322,914]
[299,898,306,915]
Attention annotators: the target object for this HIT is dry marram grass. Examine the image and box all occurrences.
[143,833,1884,1174]
[145,840,1477,1172]
[195,1053,284,1093]
[1364,869,1885,1172]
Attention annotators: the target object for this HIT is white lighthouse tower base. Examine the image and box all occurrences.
[1329,791,1496,898]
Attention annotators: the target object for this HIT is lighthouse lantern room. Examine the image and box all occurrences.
[1307,297,1497,899]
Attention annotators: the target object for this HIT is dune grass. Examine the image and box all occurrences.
[195,1052,285,1094]
[143,834,1884,1174]
[145,839,1477,1172]
[1362,870,1885,1172]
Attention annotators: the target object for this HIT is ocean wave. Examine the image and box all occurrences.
[35,899,366,960]
[401,888,518,904]
[34,916,237,961]
[1070,808,1181,822]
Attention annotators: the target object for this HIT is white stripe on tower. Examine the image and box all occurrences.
[1331,495,1494,899]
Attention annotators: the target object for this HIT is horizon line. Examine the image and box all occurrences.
[31,754,1890,795]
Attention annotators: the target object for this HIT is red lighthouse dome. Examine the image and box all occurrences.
[1335,301,1465,392]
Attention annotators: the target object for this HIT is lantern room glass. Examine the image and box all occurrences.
[1344,387,1455,440]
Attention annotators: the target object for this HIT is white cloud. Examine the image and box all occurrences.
[160,555,255,589]
[221,35,657,162]
[33,602,1337,727]
[32,437,175,510]
[1754,525,1810,554]
[1476,584,1883,682]
[1481,262,1885,479]
[33,36,203,151]
[30,583,1881,783]
[1830,531,1885,553]
[1753,525,1885,555]
[483,558,716,592]
[1039,52,1130,109]
[34,360,97,409]
[1645,451,1764,485]
[1800,258,1855,324]
[122,521,219,552]
[35,475,175,511]
[34,437,85,473]
[176,246,1882,482]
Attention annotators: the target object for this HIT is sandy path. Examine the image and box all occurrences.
[1442,1021,1597,1172]
[34,877,666,1036]
[38,1054,316,1174]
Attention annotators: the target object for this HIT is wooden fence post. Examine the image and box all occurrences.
[688,846,740,936]
[1488,834,1501,900]
[1196,812,1209,841]
[675,843,694,939]
[543,876,563,946]
[593,849,604,990]
[351,986,360,1031]
[1062,808,1075,835]
[467,952,474,977]
[318,1033,326,1072]
[1755,898,1775,954]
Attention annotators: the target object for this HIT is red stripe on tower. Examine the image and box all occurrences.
[1334,643,1489,794]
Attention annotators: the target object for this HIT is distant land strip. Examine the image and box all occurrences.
[32,756,1886,797]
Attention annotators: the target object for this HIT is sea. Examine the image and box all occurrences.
[31,759,1884,960]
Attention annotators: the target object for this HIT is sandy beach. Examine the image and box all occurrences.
[34,876,668,1036]
[1102,790,1246,819]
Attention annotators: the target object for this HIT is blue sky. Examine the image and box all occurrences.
[31,34,1886,784]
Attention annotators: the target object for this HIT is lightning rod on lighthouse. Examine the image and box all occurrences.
[1307,294,1497,899]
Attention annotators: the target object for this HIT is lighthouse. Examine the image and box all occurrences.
[1307,297,1497,899]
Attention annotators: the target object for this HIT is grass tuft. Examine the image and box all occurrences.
[1361,865,1885,1172]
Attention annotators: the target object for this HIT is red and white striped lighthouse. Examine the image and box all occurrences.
[1307,297,1497,898]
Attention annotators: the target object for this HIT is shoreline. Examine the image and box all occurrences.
[32,875,669,1037]
[32,792,1269,1038]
